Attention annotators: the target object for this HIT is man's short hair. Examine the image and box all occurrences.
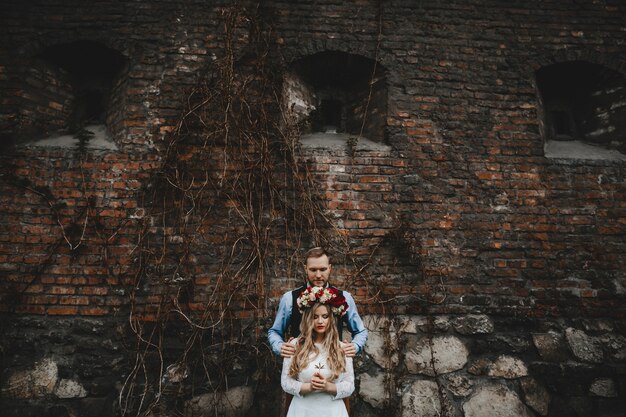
[305,247,330,263]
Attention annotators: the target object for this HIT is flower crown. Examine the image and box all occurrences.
[296,286,349,317]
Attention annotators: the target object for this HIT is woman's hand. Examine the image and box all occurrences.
[310,372,326,391]
[299,382,313,395]
[311,372,337,395]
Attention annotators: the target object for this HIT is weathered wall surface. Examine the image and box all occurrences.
[0,1,625,416]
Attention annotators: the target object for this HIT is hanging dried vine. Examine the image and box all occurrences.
[115,5,389,416]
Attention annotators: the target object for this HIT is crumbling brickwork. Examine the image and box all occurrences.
[0,1,624,416]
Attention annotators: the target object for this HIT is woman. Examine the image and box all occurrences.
[281,286,354,417]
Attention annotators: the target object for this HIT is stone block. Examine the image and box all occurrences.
[463,384,534,417]
[452,314,494,335]
[444,374,473,397]
[359,372,387,408]
[419,316,451,333]
[363,316,400,370]
[401,379,455,417]
[598,333,626,361]
[185,385,254,417]
[364,330,400,370]
[1,357,58,399]
[520,377,551,416]
[467,358,492,376]
[565,328,604,363]
[532,331,570,362]
[405,335,468,376]
[487,355,528,379]
[54,378,87,398]
[589,378,618,398]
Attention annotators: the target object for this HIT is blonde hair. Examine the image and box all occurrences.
[288,303,346,381]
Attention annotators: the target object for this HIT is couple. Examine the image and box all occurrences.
[268,247,368,417]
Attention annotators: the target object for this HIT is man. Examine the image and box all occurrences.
[268,247,368,358]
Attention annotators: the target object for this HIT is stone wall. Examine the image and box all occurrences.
[0,0,625,416]
[356,314,625,417]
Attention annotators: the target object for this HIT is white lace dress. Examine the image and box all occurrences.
[281,340,354,417]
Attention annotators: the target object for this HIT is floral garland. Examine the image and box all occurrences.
[296,286,349,317]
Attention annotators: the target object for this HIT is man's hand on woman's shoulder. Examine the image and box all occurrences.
[280,337,297,358]
[340,341,357,357]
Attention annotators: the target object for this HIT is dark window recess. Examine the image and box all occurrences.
[287,51,388,142]
[39,40,126,133]
[549,109,575,139]
[319,99,343,132]
[73,91,105,128]
[536,61,626,152]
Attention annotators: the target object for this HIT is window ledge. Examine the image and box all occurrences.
[300,132,391,152]
[21,124,118,151]
[544,140,626,162]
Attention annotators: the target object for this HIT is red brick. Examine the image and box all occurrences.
[47,306,79,315]
[476,172,503,180]
[80,307,109,316]
[48,286,76,295]
[23,284,44,293]
[15,305,46,314]
[59,296,90,305]
[23,295,58,305]
[79,287,109,296]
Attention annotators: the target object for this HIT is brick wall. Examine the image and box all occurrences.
[0,0,625,416]
[0,149,159,314]
[19,63,74,138]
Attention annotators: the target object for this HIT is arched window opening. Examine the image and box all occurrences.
[17,40,127,149]
[536,61,626,160]
[283,51,388,149]
[39,40,127,133]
